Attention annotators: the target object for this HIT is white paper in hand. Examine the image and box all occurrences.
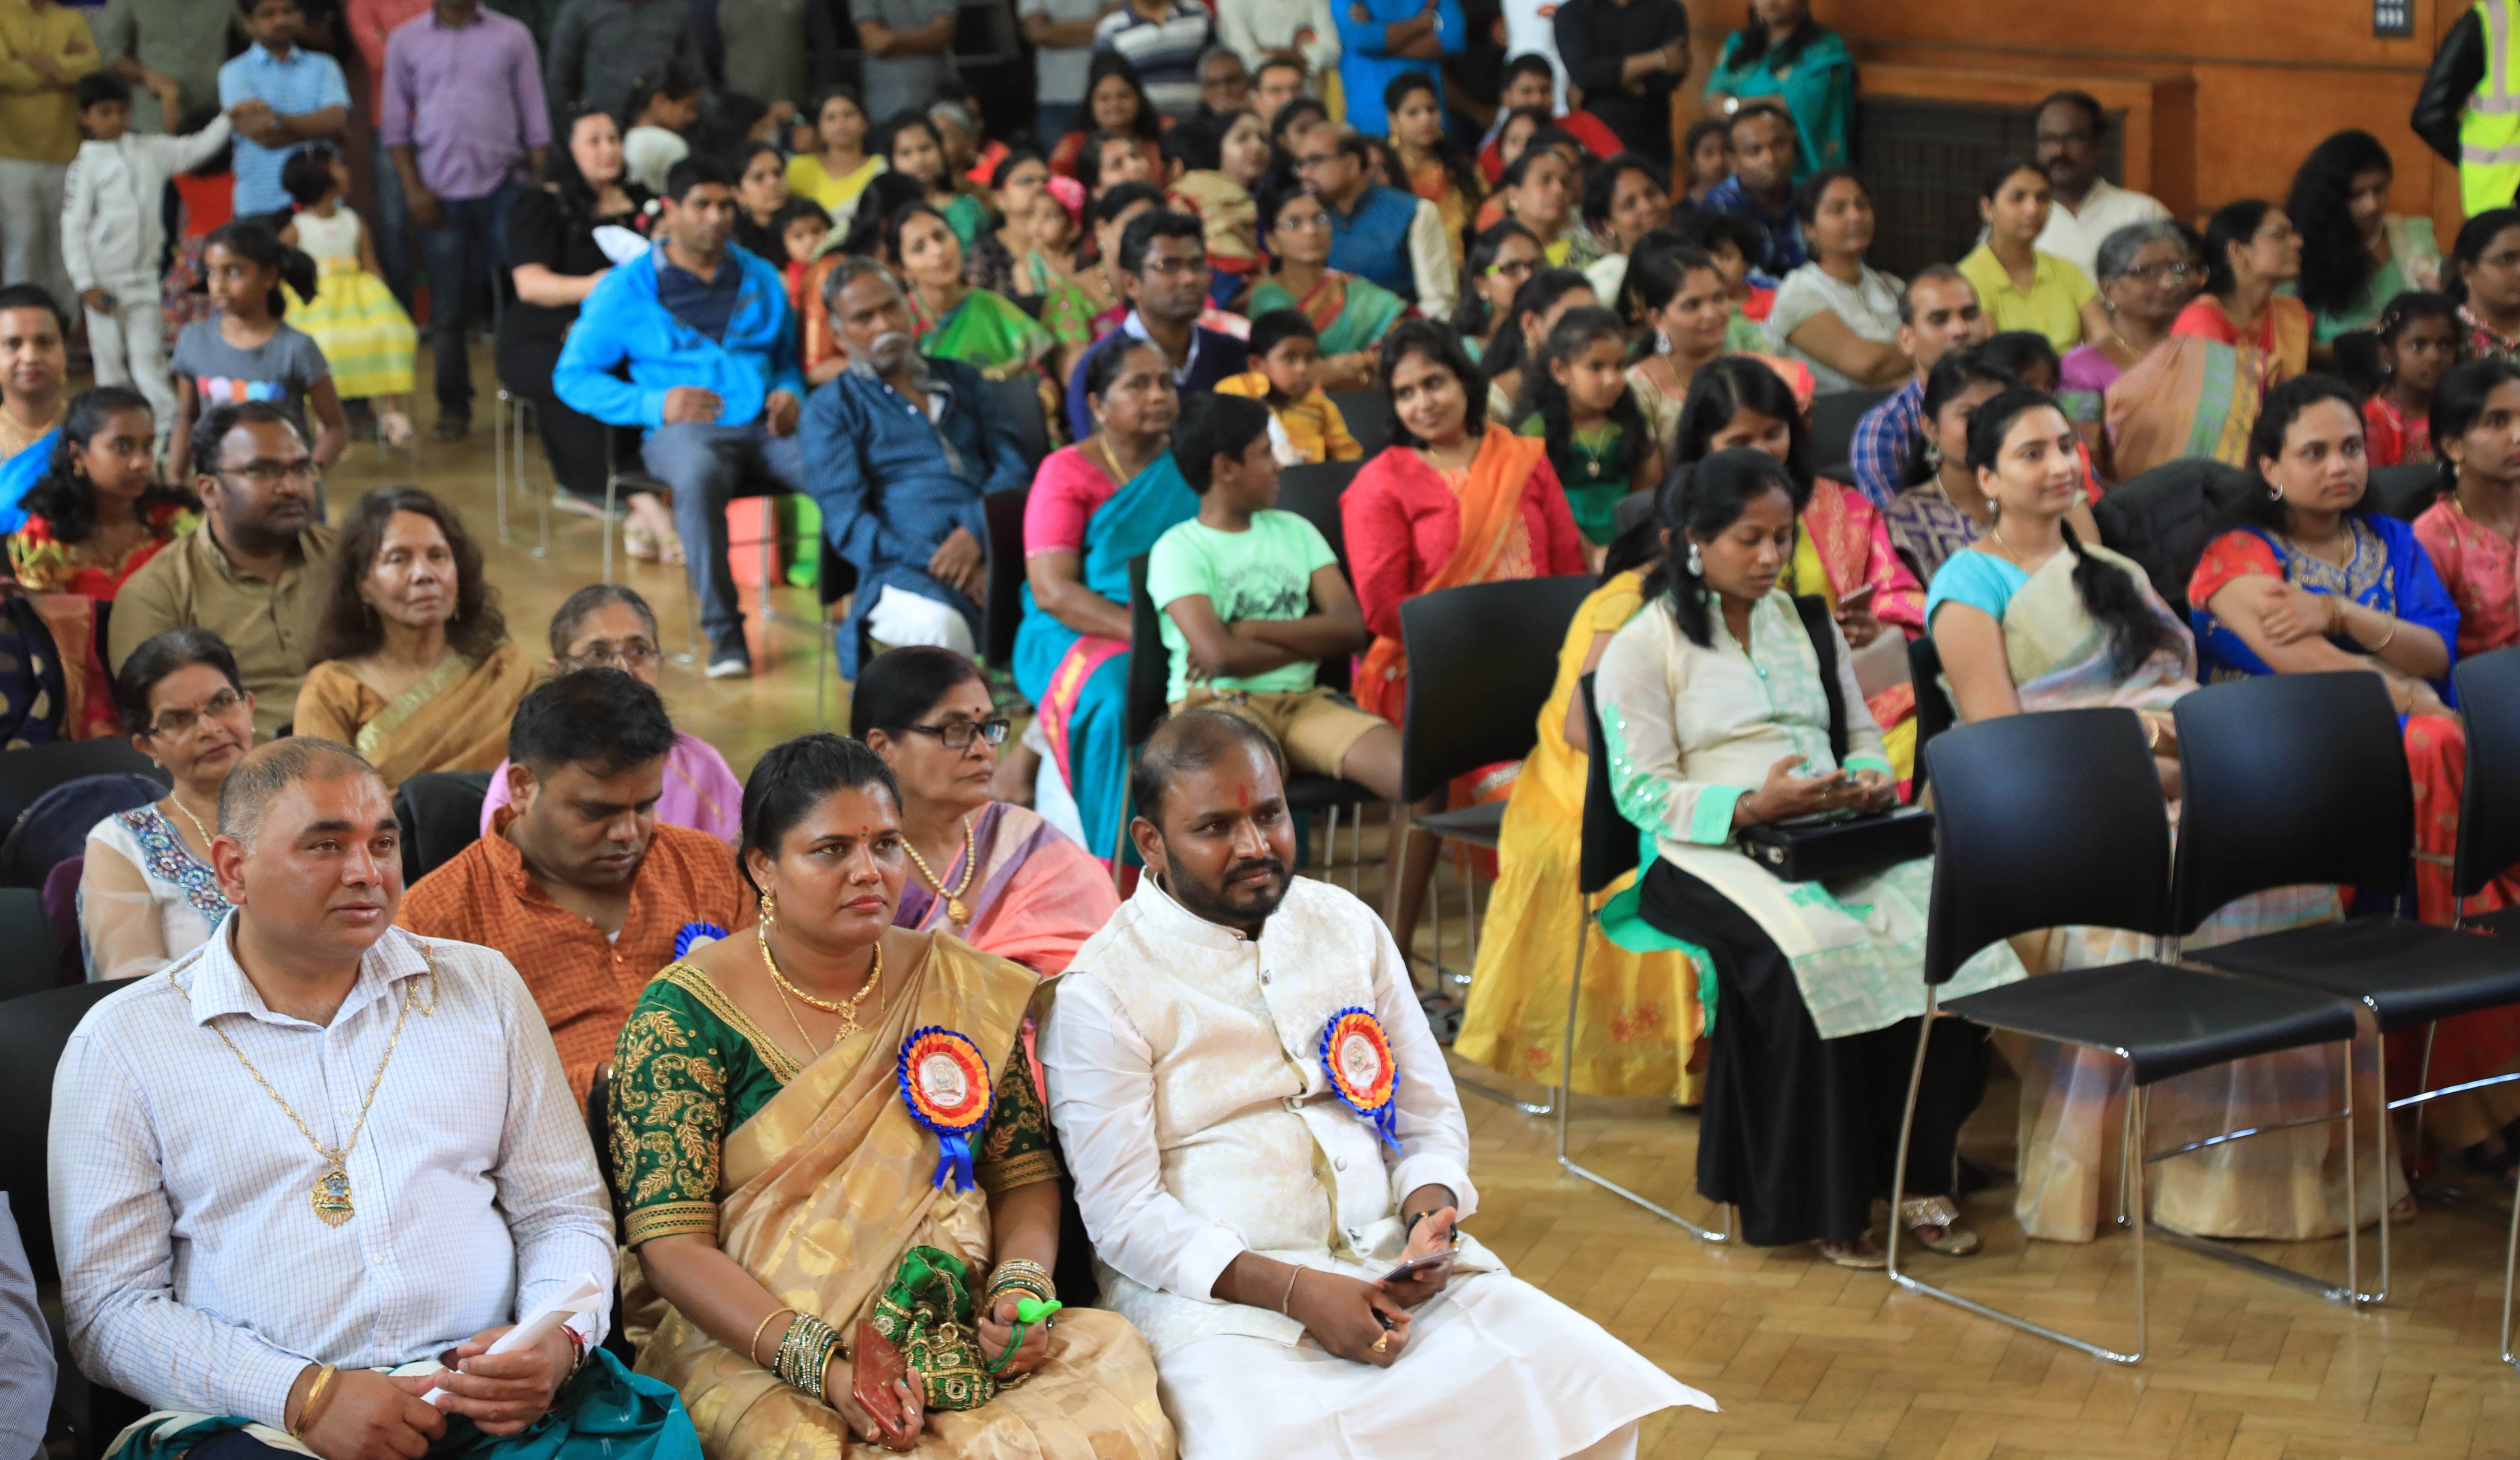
[422,1273,609,1406]
[591,226,650,267]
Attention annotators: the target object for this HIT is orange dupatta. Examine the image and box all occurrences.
[1356,423,1550,722]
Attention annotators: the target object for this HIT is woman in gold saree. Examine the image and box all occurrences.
[612,733,1173,1459]
[291,486,533,790]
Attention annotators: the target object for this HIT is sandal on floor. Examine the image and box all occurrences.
[378,410,414,448]
[623,521,662,562]
[1815,1234,1887,1270]
[1897,1196,1982,1256]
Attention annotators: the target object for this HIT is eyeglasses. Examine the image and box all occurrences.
[1141,253,1211,279]
[147,687,250,738]
[898,717,1010,750]
[1295,152,1337,171]
[567,639,661,671]
[1485,257,1536,280]
[219,457,318,486]
[2118,260,2195,284]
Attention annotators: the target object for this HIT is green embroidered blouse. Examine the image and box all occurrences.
[609,963,1061,1247]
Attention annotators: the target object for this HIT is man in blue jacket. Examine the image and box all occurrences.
[554,154,804,679]
[806,258,1031,678]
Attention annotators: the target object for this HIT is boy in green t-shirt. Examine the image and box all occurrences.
[1144,394,1404,802]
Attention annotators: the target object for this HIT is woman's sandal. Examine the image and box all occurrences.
[623,520,663,563]
[1815,1233,1887,1270]
[1897,1195,1982,1256]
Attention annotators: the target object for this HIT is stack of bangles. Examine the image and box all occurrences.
[985,1258,1057,1315]
[756,1309,847,1401]
[292,1363,342,1440]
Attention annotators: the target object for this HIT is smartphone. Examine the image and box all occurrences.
[1836,581,1879,612]
[1380,1249,1458,1285]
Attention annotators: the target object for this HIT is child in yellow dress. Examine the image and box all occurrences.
[1214,309,1363,464]
[280,146,417,446]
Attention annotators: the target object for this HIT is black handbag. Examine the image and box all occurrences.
[1733,598,1935,883]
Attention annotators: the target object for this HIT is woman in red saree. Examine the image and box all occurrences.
[1344,319,1586,953]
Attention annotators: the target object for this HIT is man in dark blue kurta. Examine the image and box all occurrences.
[803,258,1030,677]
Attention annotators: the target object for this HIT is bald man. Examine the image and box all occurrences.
[49,738,699,1460]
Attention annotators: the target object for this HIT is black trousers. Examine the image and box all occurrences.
[1637,858,1988,1247]
[497,335,645,504]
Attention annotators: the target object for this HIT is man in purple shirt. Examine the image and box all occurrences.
[382,0,548,441]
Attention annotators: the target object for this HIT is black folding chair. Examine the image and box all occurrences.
[0,740,165,833]
[1893,710,2363,1363]
[1554,673,1732,1241]
[1261,462,1377,879]
[1810,387,1891,473]
[981,486,1031,672]
[0,889,53,1003]
[1329,390,1391,457]
[1274,461,1362,571]
[2446,649,2520,1368]
[2169,672,2520,1305]
[1395,575,1597,1111]
[2364,464,2443,521]
[1907,633,1954,797]
[394,770,494,886]
[991,375,1052,467]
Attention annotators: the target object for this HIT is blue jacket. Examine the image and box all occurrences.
[804,357,1031,676]
[1325,184,1424,302]
[1332,0,1463,135]
[552,243,805,429]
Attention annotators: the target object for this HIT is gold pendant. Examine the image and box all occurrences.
[311,1164,354,1226]
[947,897,969,924]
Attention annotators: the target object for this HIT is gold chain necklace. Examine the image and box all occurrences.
[168,794,215,851]
[774,954,907,1061]
[757,919,882,1037]
[172,943,436,1226]
[902,817,978,924]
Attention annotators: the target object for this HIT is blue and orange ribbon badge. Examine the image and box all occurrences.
[673,923,728,959]
[1317,1007,1401,1151]
[896,1026,996,1192]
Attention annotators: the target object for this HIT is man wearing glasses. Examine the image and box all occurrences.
[2025,90,2169,280]
[110,400,333,740]
[1299,127,1455,319]
[399,664,753,1100]
[1063,209,1252,438]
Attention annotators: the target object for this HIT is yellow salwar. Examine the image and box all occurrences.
[623,936,1175,1460]
[1454,570,1705,1099]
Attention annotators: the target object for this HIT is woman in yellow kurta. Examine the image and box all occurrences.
[613,733,1174,1460]
[291,486,532,791]
[1456,554,1707,1102]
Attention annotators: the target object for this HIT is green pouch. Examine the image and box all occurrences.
[871,1246,996,1412]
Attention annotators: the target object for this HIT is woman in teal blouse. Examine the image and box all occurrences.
[1701,0,1855,177]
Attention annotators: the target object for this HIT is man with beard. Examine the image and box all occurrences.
[1040,711,1716,1460]
[1064,210,1252,439]
[556,154,806,681]
[396,667,751,1099]
[804,258,1030,678]
[112,400,334,740]
[2024,90,2169,280]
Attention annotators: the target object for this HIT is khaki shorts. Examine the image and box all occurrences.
[1172,687,1385,780]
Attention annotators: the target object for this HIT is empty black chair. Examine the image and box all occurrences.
[1894,709,2363,1363]
[394,770,493,886]
[1810,387,1891,473]
[1396,574,1596,1111]
[981,486,1031,671]
[990,374,1052,467]
[1552,673,1731,1240]
[2364,464,2443,521]
[0,740,166,835]
[0,890,55,1003]
[2168,672,2520,1305]
[1329,390,1391,456]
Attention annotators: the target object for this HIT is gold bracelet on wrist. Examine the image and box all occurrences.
[749,1308,794,1368]
[2372,614,2399,651]
[292,1363,340,1439]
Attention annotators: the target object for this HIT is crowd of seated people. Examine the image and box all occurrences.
[21,11,2520,1454]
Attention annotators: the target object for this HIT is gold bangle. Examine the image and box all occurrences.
[749,1308,793,1368]
[1279,1264,1304,1315]
[292,1363,339,1439]
[2372,615,2399,651]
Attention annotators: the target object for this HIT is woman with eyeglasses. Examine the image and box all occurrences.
[2098,219,2287,481]
[2171,198,2309,383]
[475,584,745,843]
[855,646,1118,972]
[80,627,253,981]
[1451,220,1544,364]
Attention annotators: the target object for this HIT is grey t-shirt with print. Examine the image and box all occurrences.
[171,319,332,429]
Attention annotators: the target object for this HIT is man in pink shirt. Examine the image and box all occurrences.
[347,0,430,303]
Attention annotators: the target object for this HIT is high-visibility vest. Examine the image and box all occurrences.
[2466,0,2520,216]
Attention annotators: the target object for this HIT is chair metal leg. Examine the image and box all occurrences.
[601,459,619,585]
[519,397,548,559]
[1553,902,1722,1236]
[2503,1154,2520,1369]
[493,383,509,543]
[1890,1012,2145,1364]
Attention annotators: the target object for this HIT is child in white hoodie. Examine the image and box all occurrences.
[60,73,234,445]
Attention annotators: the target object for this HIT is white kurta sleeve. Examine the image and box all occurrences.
[1041,974,1252,1303]
[1406,198,1457,320]
[1364,913,1478,1215]
[1595,611,1752,845]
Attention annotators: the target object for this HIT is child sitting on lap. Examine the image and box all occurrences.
[1215,309,1364,465]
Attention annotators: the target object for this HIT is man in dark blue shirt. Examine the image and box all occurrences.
[1700,101,1805,276]
[1064,211,1250,440]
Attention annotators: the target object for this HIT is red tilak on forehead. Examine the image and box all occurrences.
[1238,786,1250,807]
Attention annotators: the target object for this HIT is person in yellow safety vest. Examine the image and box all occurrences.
[2415,0,2520,217]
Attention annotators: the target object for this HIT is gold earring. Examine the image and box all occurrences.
[758,890,776,926]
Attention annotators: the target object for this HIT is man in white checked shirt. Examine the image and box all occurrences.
[48,738,699,1460]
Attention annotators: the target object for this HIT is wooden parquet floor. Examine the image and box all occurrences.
[356,347,2520,1460]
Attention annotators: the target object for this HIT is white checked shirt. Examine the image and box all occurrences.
[50,922,612,1429]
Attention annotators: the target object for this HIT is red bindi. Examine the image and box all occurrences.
[1238,786,1250,807]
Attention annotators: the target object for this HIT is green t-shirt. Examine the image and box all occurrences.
[1146,508,1339,704]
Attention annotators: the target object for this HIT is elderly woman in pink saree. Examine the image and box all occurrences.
[856,646,1119,980]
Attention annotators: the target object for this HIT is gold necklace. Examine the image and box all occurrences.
[773,946,908,1061]
[903,817,978,924]
[758,921,882,1037]
[172,943,435,1226]
[168,794,215,852]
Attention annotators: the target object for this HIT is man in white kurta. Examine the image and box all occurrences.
[1041,710,1715,1459]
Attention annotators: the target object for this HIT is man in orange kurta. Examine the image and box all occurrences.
[398,666,752,1099]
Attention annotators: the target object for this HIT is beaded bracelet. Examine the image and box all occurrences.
[774,1313,842,1401]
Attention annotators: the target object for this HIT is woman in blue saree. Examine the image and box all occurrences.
[1013,338,1192,862]
[0,285,72,534]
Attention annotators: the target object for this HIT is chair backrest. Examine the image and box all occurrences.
[2090,457,2249,616]
[1810,387,1891,471]
[2456,646,2520,899]
[815,536,859,611]
[1274,461,1360,570]
[2365,464,2444,521]
[1923,709,2172,983]
[1330,390,1391,457]
[0,977,137,1287]
[1398,574,1598,802]
[981,486,1030,669]
[2170,672,2411,933]
[41,856,81,984]
[0,889,55,1003]
[1577,673,1640,896]
[990,374,1051,467]
[395,770,493,887]
[1124,553,1170,749]
[0,740,167,837]
[1907,633,1954,794]
[0,772,164,890]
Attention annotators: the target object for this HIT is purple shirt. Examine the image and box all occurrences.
[380,6,550,200]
